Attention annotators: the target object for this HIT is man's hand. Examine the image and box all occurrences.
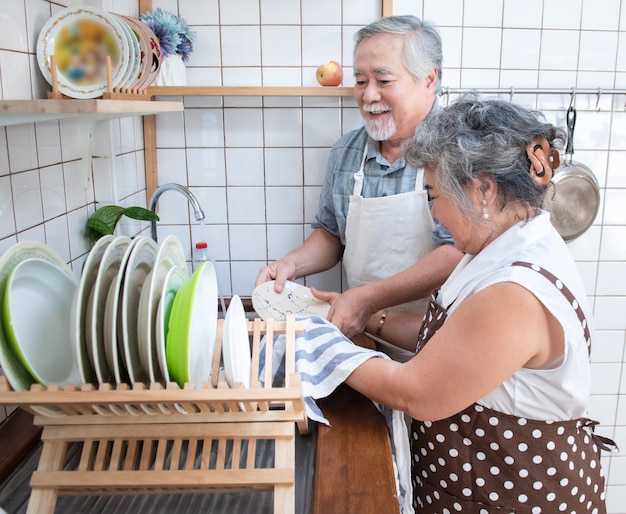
[255,260,298,293]
[311,286,376,338]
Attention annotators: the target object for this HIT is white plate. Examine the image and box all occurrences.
[3,258,80,387]
[88,236,131,384]
[0,241,76,417]
[102,237,141,386]
[155,265,187,384]
[36,6,130,99]
[251,280,331,321]
[138,235,187,384]
[222,295,251,388]
[121,236,158,386]
[72,234,115,385]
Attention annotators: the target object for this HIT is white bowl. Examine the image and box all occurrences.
[2,258,80,386]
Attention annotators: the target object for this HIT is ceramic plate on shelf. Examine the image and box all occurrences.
[251,280,331,321]
[88,236,131,385]
[137,235,187,384]
[121,16,154,89]
[71,234,115,386]
[134,19,161,88]
[222,295,251,388]
[112,14,140,89]
[120,236,158,387]
[36,6,129,99]
[0,241,76,417]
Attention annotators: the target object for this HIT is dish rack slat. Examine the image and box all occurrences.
[0,316,307,514]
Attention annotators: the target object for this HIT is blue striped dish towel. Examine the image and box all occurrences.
[259,315,414,514]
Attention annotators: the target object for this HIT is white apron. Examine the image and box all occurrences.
[343,145,436,316]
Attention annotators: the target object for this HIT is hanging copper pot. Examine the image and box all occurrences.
[542,106,600,242]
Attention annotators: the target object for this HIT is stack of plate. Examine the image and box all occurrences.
[36,6,162,98]
[71,234,190,389]
[0,236,254,406]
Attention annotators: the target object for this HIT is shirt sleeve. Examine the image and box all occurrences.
[311,147,341,239]
[431,216,454,246]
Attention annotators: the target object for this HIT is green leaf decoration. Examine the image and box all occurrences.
[123,206,159,222]
[90,205,126,227]
[86,205,160,244]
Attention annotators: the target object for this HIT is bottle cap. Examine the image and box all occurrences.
[195,242,208,249]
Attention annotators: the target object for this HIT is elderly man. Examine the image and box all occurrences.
[256,15,462,341]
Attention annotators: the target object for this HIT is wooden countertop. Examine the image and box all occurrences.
[313,333,400,514]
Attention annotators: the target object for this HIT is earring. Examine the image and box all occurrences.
[482,199,489,220]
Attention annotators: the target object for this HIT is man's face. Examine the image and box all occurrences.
[353,33,437,145]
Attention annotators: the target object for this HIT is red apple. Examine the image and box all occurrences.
[316,61,343,86]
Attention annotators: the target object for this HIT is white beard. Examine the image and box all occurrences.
[364,114,396,141]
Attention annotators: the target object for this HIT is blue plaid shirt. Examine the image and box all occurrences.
[311,126,453,247]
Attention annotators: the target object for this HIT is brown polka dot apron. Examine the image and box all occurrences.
[411,262,613,513]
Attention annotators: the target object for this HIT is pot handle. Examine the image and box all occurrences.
[565,106,577,158]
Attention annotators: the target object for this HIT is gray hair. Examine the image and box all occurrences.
[354,15,443,94]
[404,94,567,221]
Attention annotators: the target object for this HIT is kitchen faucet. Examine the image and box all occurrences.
[149,183,206,242]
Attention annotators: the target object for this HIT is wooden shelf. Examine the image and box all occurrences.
[0,98,184,127]
[147,85,354,97]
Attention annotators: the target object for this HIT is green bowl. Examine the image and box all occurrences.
[2,258,79,386]
[166,260,218,387]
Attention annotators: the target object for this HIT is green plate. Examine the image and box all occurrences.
[166,261,218,388]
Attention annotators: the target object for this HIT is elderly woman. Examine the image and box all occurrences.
[326,95,612,512]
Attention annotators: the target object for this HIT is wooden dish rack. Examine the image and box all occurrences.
[47,55,152,101]
[0,316,308,514]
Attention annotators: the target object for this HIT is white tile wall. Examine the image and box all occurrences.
[1,0,626,510]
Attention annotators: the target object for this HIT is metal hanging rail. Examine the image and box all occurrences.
[440,87,626,110]
[440,87,626,96]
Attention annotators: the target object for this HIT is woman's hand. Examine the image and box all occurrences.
[310,287,339,305]
[310,287,376,338]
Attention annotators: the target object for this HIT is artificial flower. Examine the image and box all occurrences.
[140,8,195,62]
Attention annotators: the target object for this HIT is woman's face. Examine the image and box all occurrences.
[424,167,486,255]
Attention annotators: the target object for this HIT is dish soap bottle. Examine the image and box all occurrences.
[193,241,210,271]
[193,241,227,317]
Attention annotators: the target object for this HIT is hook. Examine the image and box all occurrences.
[569,88,576,109]
[509,87,515,102]
[595,88,602,112]
[440,87,450,107]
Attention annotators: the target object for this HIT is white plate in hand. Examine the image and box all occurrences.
[251,280,330,321]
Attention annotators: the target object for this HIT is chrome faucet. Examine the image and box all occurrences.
[149,183,206,242]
